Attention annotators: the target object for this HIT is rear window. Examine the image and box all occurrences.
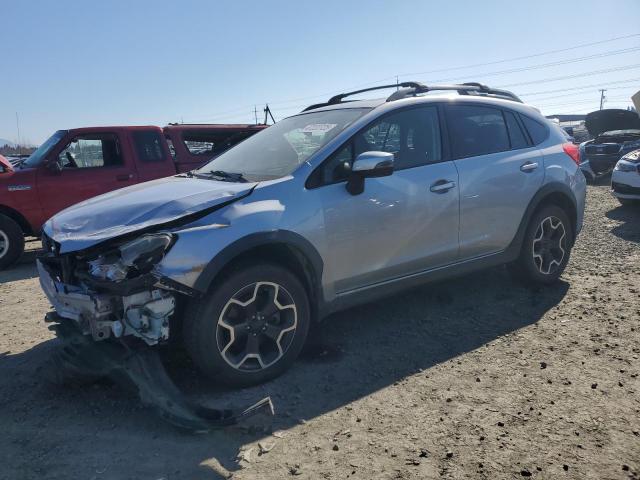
[504,111,529,149]
[446,105,510,158]
[132,131,165,162]
[520,115,549,145]
[182,130,255,157]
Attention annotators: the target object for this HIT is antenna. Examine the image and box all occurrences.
[15,112,21,156]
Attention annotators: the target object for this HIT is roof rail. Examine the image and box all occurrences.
[303,81,522,111]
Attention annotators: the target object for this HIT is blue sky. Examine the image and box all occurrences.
[1,0,639,144]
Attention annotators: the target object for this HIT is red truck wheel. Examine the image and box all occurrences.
[0,214,24,270]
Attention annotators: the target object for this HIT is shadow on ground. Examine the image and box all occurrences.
[605,204,640,243]
[1,266,568,479]
[0,248,40,283]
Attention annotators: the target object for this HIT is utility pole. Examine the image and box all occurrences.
[396,75,399,91]
[254,105,258,125]
[599,89,607,110]
[15,112,21,155]
[263,104,275,125]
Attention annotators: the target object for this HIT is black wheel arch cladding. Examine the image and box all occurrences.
[508,182,578,257]
[193,230,324,303]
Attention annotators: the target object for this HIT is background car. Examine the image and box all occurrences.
[611,148,640,205]
[579,109,640,181]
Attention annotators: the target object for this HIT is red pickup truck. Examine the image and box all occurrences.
[0,123,266,269]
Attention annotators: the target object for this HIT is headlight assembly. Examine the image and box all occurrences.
[615,161,638,173]
[88,233,174,282]
[622,140,640,151]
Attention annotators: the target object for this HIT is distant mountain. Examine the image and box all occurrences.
[0,138,15,148]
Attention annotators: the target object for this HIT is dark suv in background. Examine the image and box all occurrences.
[579,109,640,181]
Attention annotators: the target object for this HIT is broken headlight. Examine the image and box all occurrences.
[88,233,174,282]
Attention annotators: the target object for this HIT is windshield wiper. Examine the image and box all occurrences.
[204,170,249,183]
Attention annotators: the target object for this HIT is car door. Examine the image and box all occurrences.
[446,104,544,259]
[37,132,138,221]
[129,129,177,182]
[311,105,460,293]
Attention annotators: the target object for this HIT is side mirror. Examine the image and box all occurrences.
[346,151,394,195]
[47,158,63,174]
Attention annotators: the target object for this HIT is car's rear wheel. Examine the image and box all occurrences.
[183,263,310,387]
[509,205,573,285]
[0,214,25,270]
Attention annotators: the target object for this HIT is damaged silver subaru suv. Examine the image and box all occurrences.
[38,82,586,393]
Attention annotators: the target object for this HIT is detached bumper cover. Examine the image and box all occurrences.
[46,313,274,431]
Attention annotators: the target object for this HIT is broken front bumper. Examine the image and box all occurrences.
[46,313,273,431]
[37,259,173,345]
[38,257,274,431]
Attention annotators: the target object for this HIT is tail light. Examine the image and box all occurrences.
[562,143,580,165]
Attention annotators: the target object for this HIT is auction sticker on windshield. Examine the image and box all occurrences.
[301,124,337,134]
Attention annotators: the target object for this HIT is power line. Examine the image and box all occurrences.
[498,64,640,88]
[527,86,638,103]
[535,97,633,108]
[520,77,640,96]
[396,33,640,78]
[422,47,639,83]
[544,104,632,115]
[180,33,640,123]
[268,45,640,108]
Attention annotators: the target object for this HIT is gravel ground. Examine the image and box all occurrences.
[0,182,638,480]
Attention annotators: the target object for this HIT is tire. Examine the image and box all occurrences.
[183,263,310,387]
[508,205,573,286]
[617,197,638,206]
[0,214,25,270]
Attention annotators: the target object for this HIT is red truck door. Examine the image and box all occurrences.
[36,131,139,221]
[127,128,176,182]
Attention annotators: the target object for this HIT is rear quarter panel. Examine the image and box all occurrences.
[538,134,587,235]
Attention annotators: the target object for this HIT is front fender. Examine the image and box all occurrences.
[155,198,324,294]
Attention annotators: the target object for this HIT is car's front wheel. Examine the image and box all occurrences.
[183,263,310,386]
[509,205,573,285]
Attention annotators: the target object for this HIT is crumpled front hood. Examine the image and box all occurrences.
[44,176,256,253]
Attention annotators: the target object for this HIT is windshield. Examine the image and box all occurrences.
[196,108,369,181]
[22,130,67,168]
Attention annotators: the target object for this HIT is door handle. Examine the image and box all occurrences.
[520,161,538,172]
[116,174,132,181]
[430,179,456,193]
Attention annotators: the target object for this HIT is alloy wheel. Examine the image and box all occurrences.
[532,216,566,275]
[216,281,298,371]
[0,230,9,259]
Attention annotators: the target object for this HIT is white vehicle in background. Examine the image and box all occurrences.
[612,148,640,206]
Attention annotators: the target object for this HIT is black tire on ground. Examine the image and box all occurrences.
[0,214,25,270]
[183,263,310,387]
[617,197,638,206]
[508,204,573,286]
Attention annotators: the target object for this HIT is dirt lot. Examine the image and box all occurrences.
[1,182,638,480]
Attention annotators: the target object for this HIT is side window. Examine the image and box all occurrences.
[182,130,254,157]
[132,131,165,162]
[446,105,510,158]
[520,115,549,145]
[58,134,122,169]
[165,136,176,160]
[504,111,529,149]
[314,106,442,185]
